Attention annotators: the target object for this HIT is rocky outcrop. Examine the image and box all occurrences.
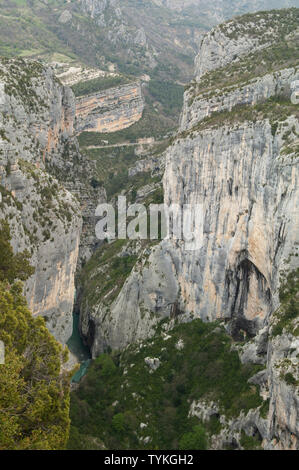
[84,109,298,354]
[128,154,165,178]
[164,117,298,336]
[266,332,299,449]
[0,58,83,344]
[75,0,199,82]
[75,82,144,133]
[189,399,268,450]
[80,241,179,355]
[80,0,108,19]
[0,155,81,344]
[194,8,299,80]
[181,68,299,132]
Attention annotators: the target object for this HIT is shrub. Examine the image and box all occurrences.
[179,425,208,450]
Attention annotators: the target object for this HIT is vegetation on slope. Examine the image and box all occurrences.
[80,239,139,309]
[82,142,164,200]
[145,79,184,122]
[0,0,196,82]
[72,75,132,98]
[176,96,299,141]
[0,220,71,450]
[271,268,299,338]
[0,57,49,113]
[187,8,299,100]
[78,103,179,149]
[218,7,299,40]
[68,319,264,450]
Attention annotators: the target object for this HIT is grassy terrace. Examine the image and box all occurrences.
[175,96,299,142]
[72,75,132,97]
[68,319,264,450]
[186,8,299,103]
[187,42,299,103]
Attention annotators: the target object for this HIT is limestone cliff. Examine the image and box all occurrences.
[0,58,82,344]
[75,82,144,134]
[194,8,298,80]
[79,9,299,449]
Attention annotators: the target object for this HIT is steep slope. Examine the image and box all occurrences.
[77,9,299,449]
[0,0,189,134]
[0,0,201,83]
[3,2,297,85]
[0,58,83,344]
[81,6,299,354]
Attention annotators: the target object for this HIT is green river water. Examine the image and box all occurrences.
[67,312,91,383]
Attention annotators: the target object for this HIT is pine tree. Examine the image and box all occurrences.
[0,220,71,450]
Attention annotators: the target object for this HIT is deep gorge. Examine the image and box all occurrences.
[0,1,298,451]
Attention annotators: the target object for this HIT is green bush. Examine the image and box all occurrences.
[179,425,207,450]
[72,76,131,97]
[284,373,297,386]
[112,413,126,433]
[240,430,262,450]
[272,269,299,337]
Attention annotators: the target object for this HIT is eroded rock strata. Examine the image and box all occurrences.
[75,82,144,134]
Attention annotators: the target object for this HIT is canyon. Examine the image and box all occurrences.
[0,1,298,452]
[77,9,299,449]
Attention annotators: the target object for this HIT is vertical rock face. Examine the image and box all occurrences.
[161,12,299,449]
[163,119,298,338]
[80,0,108,18]
[0,58,82,344]
[79,8,298,448]
[162,9,299,337]
[75,82,144,133]
[266,332,299,450]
